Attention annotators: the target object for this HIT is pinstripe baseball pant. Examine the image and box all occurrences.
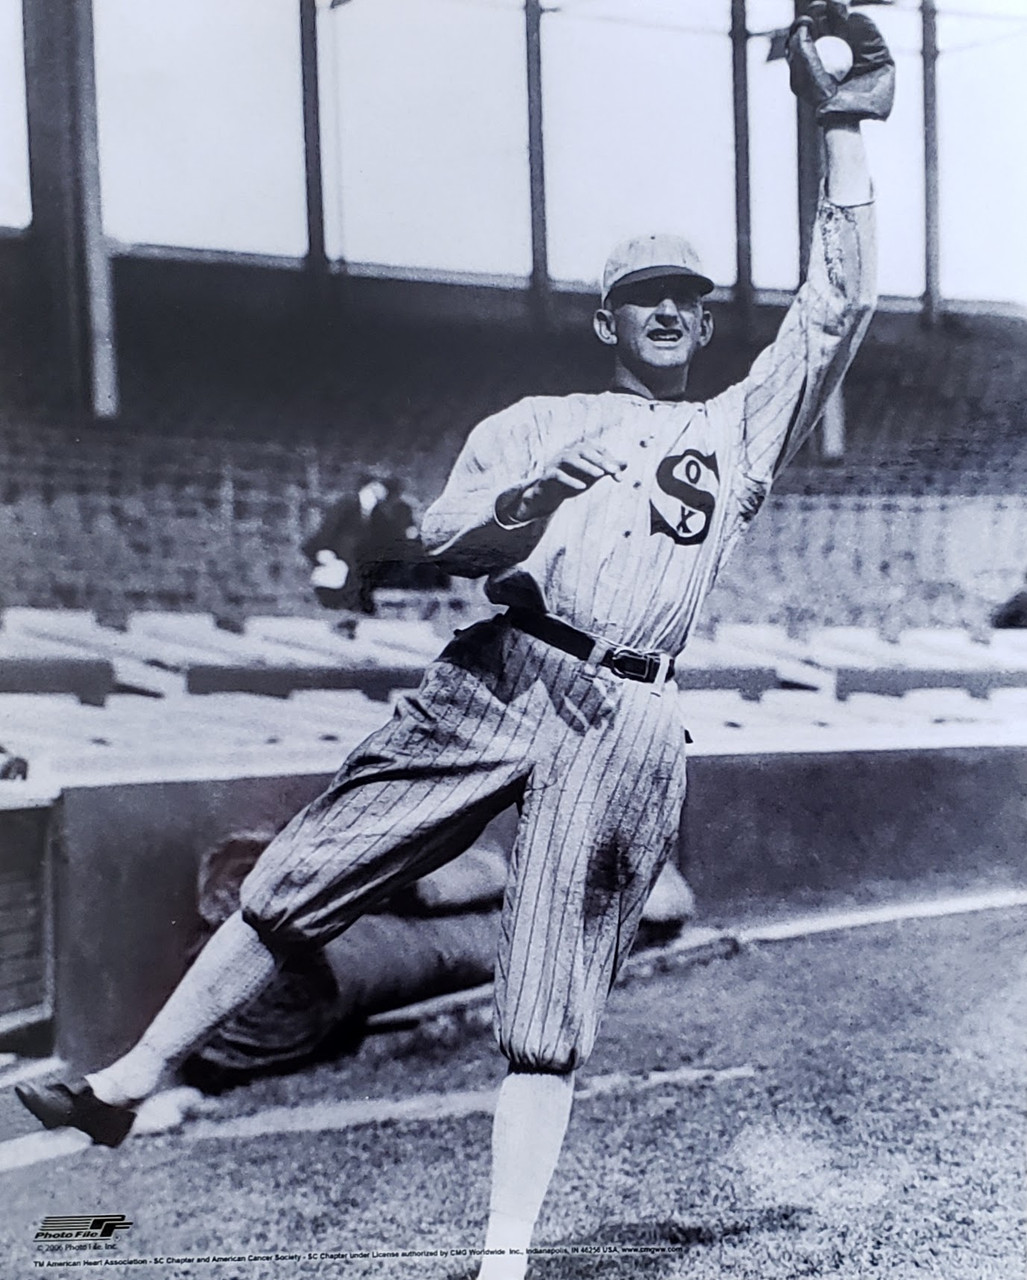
[240,615,688,1072]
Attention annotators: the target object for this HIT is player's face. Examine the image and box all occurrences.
[594,277,714,390]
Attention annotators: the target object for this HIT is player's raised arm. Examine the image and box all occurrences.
[792,0,892,206]
[727,0,893,486]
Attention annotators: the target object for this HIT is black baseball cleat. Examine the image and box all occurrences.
[15,1078,136,1148]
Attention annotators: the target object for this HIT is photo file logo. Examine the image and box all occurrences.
[35,1216,133,1241]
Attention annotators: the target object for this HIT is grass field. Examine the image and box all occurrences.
[2,904,1025,1279]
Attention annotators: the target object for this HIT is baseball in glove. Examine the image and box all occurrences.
[788,0,895,124]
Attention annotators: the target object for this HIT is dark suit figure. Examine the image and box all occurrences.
[992,577,1027,629]
[302,475,449,615]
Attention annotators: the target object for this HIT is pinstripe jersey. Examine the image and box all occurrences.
[421,196,875,655]
[243,197,875,1071]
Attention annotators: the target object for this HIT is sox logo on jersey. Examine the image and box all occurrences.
[650,447,720,546]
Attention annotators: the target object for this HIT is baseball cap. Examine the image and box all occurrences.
[601,233,714,305]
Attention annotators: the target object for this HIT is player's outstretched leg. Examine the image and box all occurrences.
[477,1068,575,1280]
[16,912,277,1144]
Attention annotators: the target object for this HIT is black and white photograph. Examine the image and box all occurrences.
[0,0,1025,1276]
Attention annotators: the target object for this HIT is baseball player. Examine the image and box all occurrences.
[17,8,892,1278]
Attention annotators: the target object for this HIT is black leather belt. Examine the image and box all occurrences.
[505,608,675,685]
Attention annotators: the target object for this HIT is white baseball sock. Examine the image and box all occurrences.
[87,912,278,1106]
[477,1069,575,1280]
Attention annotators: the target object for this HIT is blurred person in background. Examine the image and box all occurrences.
[304,472,450,626]
[991,571,1027,628]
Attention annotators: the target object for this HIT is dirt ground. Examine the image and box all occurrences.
[2,905,1025,1280]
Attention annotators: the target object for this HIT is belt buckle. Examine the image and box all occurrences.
[608,647,658,683]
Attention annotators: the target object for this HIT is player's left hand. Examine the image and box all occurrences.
[788,1,895,124]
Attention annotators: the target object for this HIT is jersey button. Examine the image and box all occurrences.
[623,530,631,538]
[632,481,642,490]
[639,440,648,448]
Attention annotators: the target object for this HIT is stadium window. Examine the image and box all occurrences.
[747,0,800,292]
[540,0,736,293]
[860,2,926,301]
[938,1,1027,308]
[747,1,926,300]
[319,0,532,281]
[92,0,308,258]
[0,0,31,230]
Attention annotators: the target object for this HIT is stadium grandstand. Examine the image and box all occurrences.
[0,0,1025,633]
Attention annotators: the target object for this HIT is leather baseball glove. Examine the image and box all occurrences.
[788,0,895,124]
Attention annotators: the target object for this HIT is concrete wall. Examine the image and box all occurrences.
[43,742,1027,1069]
[0,800,52,1030]
[51,771,331,1068]
[685,747,1027,918]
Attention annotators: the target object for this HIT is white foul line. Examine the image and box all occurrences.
[184,1064,756,1145]
[0,1127,91,1173]
[735,886,1027,946]
[369,888,1027,1029]
[0,1065,754,1176]
[0,1056,63,1092]
[3,886,1025,1176]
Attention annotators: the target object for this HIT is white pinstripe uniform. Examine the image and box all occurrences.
[241,194,875,1073]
